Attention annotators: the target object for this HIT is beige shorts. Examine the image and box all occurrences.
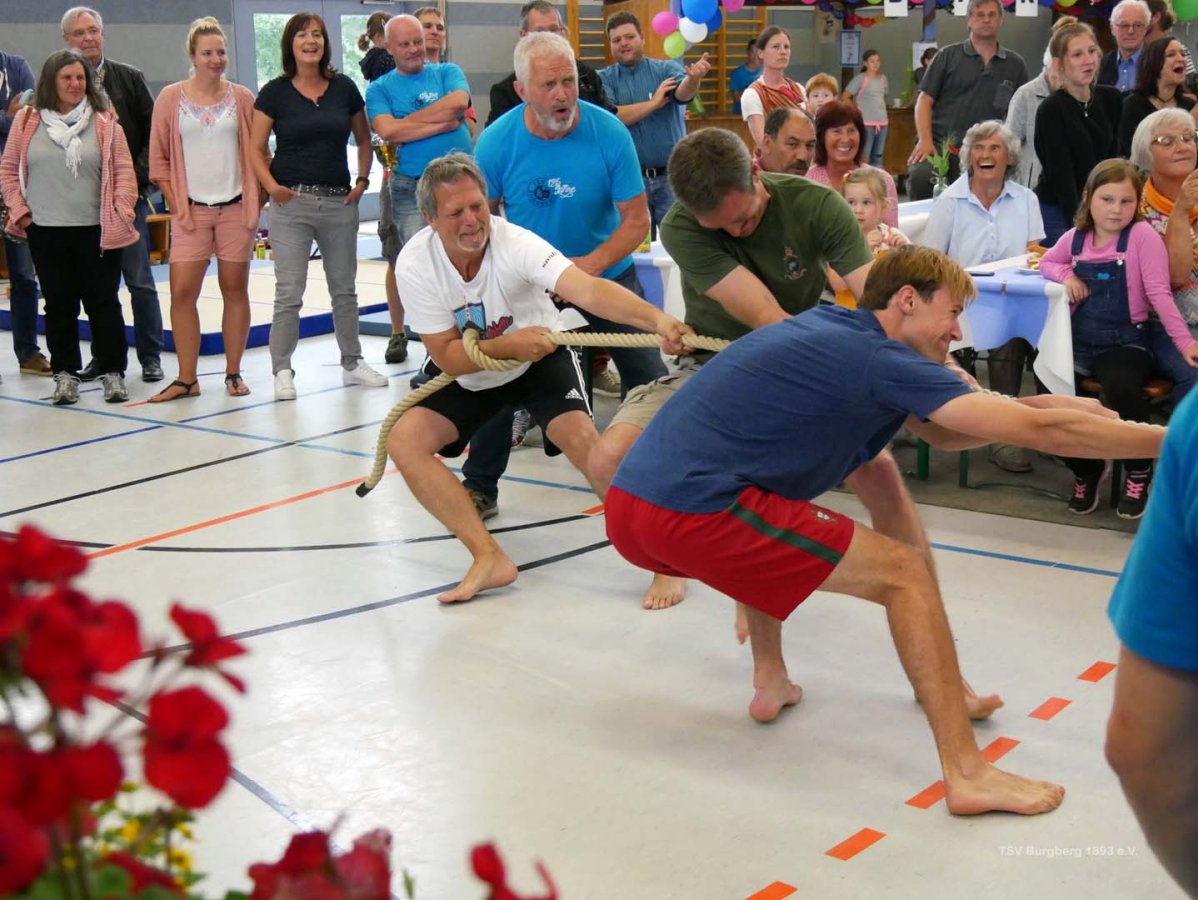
[608,369,695,431]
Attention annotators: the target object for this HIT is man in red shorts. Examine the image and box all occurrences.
[607,246,1166,817]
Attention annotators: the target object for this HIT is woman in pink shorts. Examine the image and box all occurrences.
[148,16,264,400]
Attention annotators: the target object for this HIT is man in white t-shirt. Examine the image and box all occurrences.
[390,153,690,604]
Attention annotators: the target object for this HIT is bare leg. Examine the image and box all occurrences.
[1106,646,1198,896]
[149,259,207,401]
[388,408,517,603]
[822,525,1064,816]
[217,259,251,382]
[845,450,1003,720]
[544,410,602,496]
[590,421,687,610]
[745,607,803,722]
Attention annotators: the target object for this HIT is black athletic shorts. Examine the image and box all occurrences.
[416,347,591,457]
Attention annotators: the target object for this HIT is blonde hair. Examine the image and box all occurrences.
[858,245,976,311]
[357,11,391,52]
[187,16,226,57]
[1075,159,1144,232]
[843,167,889,210]
[805,72,839,97]
[1047,15,1095,61]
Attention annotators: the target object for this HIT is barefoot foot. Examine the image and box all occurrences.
[748,679,804,723]
[438,551,518,603]
[734,602,749,645]
[643,574,686,610]
[945,763,1065,816]
[963,679,1004,720]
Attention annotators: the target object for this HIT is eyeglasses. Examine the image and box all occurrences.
[1113,22,1147,30]
[529,25,566,34]
[1151,131,1198,147]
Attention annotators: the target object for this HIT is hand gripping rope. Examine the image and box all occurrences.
[355,328,731,497]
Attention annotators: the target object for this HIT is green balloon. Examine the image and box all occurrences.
[663,31,687,58]
[1176,0,1198,19]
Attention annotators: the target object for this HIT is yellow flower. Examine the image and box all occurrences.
[118,820,141,844]
[168,848,194,873]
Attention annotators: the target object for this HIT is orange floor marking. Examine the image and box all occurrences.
[906,736,1021,809]
[1029,697,1072,721]
[1078,661,1117,683]
[825,828,885,861]
[86,470,396,559]
[745,882,797,899]
[582,503,605,516]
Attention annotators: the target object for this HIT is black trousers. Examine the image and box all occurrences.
[26,223,127,375]
[1066,345,1154,478]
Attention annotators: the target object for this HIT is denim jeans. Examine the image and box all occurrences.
[4,234,41,363]
[462,263,667,500]
[862,124,888,169]
[119,196,164,364]
[388,173,426,245]
[1147,319,1198,404]
[643,172,675,240]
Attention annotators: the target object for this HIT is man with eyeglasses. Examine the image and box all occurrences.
[485,0,615,127]
[61,6,164,385]
[1099,0,1151,92]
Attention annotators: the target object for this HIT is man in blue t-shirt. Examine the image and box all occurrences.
[1106,390,1198,899]
[728,38,762,115]
[366,14,472,246]
[458,31,667,517]
[608,246,1167,818]
[599,11,710,233]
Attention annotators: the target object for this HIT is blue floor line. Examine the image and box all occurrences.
[929,541,1121,578]
[0,425,163,464]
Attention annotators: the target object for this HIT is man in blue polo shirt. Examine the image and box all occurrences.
[459,31,666,519]
[600,11,711,234]
[607,245,1165,818]
[367,14,472,362]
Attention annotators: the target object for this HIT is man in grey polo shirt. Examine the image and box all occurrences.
[907,0,1027,201]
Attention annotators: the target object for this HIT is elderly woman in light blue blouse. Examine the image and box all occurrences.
[922,119,1045,473]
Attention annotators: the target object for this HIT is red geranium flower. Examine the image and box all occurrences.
[335,829,391,899]
[61,741,124,802]
[249,831,336,900]
[19,749,72,826]
[0,524,87,585]
[0,807,49,895]
[101,851,184,898]
[170,603,247,692]
[143,686,231,808]
[471,843,558,900]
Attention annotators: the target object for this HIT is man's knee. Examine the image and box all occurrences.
[846,450,906,505]
[589,423,641,490]
[387,412,446,469]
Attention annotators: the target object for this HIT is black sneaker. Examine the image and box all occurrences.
[385,332,408,364]
[1067,460,1111,515]
[78,359,102,382]
[1117,469,1151,520]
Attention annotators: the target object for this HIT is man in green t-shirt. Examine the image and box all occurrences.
[588,129,1004,728]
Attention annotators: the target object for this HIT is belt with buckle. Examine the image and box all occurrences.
[189,194,243,208]
[287,183,350,197]
[641,166,667,179]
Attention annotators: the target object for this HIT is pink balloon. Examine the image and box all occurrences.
[722,0,746,10]
[652,10,679,35]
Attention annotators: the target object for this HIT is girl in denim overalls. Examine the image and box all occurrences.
[1041,159,1198,518]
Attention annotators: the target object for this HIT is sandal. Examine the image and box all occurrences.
[224,373,251,396]
[148,379,200,403]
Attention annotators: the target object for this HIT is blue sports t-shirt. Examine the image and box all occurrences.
[473,100,644,280]
[365,63,472,178]
[612,306,975,513]
[1108,390,1198,672]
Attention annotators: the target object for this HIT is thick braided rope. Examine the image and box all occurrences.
[355,329,731,496]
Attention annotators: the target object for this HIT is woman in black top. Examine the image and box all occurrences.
[1034,17,1123,246]
[357,12,395,83]
[250,12,386,401]
[1118,37,1197,157]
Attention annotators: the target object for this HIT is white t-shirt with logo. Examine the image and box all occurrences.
[398,217,575,391]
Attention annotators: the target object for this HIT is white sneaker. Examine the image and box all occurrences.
[274,369,297,401]
[342,360,388,387]
[100,372,129,403]
[592,367,622,397]
[52,372,80,405]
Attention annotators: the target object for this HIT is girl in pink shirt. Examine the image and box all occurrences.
[1040,159,1198,518]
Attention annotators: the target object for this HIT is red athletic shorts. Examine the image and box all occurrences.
[605,485,855,621]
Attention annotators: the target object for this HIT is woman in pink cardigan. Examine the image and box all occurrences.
[148,17,264,401]
[0,49,137,405]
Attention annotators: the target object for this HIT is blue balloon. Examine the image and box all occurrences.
[682,0,718,23]
[706,8,723,31]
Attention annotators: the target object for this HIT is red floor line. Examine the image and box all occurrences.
[825,827,885,861]
[1078,661,1117,683]
[86,469,397,559]
[1029,697,1072,721]
[745,882,797,900]
[582,503,605,515]
[906,737,1021,808]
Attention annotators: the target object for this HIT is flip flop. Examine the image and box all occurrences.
[148,379,200,403]
[224,373,251,397]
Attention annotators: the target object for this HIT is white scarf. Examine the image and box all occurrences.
[39,99,93,178]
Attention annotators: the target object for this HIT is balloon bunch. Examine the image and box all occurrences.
[651,0,746,57]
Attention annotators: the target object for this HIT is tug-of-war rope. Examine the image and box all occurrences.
[356,328,731,497]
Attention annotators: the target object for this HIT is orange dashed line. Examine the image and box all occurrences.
[85,470,397,559]
[826,827,885,861]
[123,398,152,408]
[745,882,797,900]
[1029,697,1072,720]
[1078,661,1117,683]
[906,737,1021,808]
[582,503,605,515]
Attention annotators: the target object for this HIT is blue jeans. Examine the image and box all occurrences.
[1147,319,1198,404]
[643,172,675,239]
[462,263,667,500]
[862,124,888,169]
[119,196,164,364]
[388,173,426,246]
[4,234,41,363]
